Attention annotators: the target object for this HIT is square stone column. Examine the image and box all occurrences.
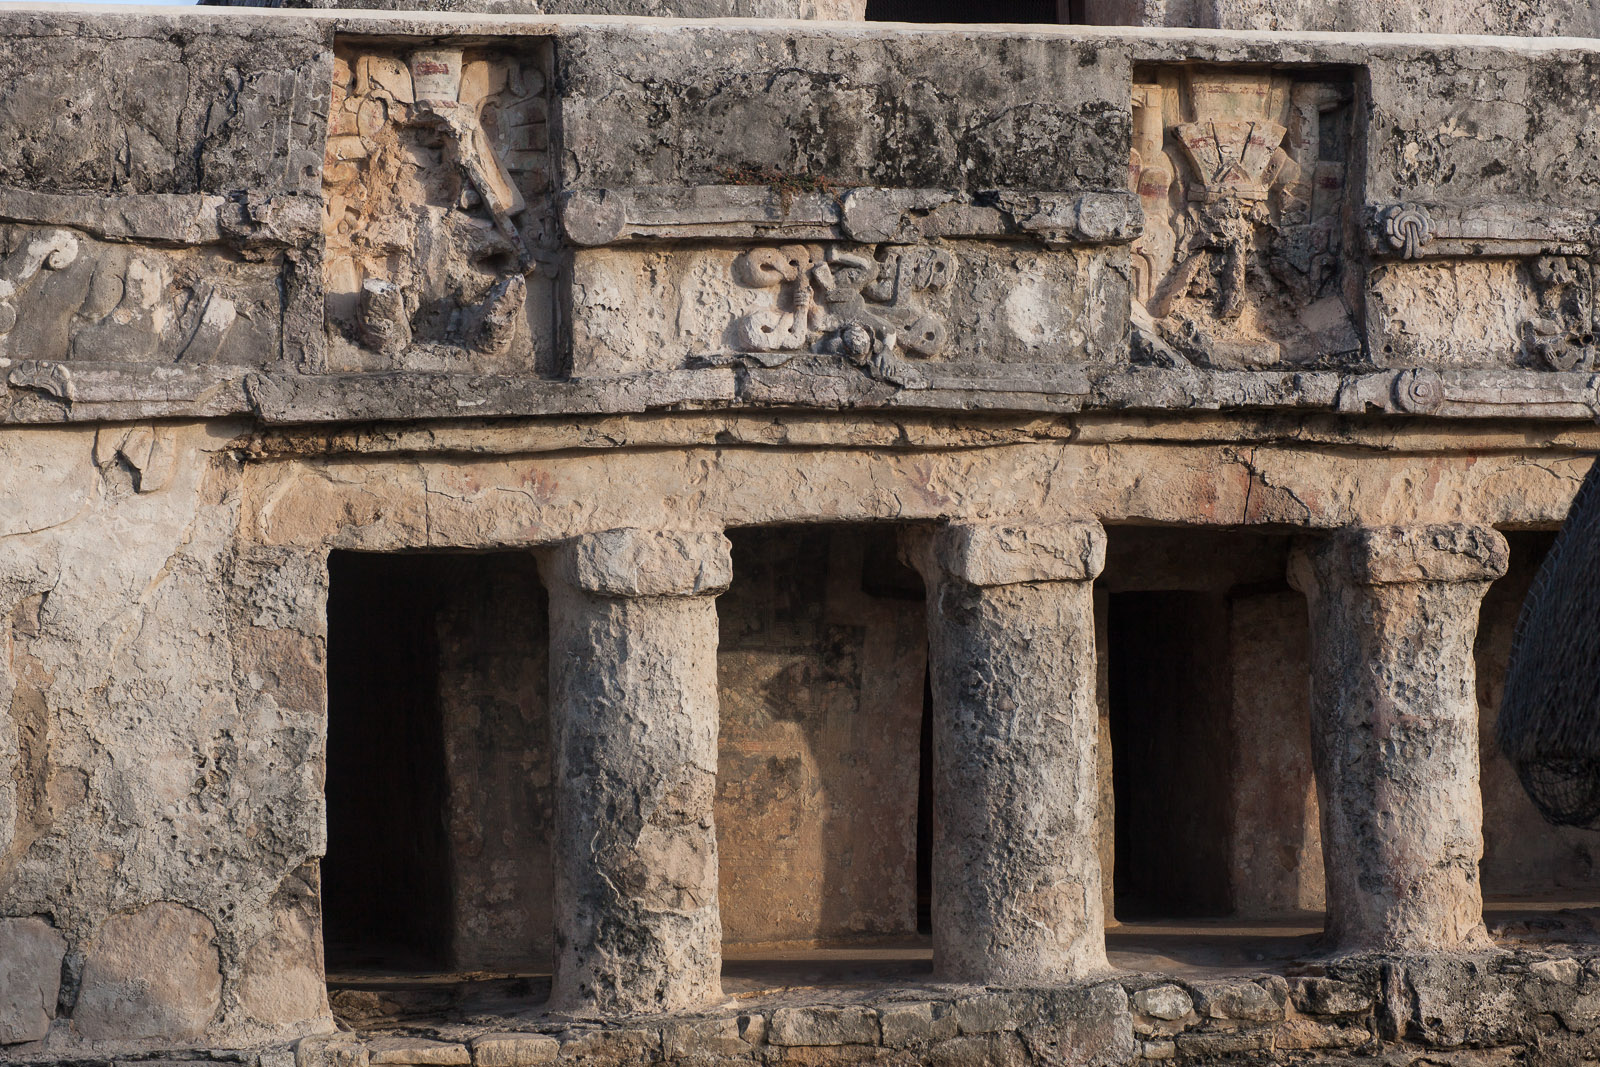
[905,521,1109,984]
[542,528,732,1015]
[1289,524,1509,953]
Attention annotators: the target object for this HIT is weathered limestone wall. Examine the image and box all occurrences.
[716,526,925,946]
[1083,0,1600,34]
[216,0,865,16]
[0,424,332,1052]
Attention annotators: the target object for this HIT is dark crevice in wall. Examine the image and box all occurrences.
[1108,590,1235,920]
[324,551,455,972]
[865,0,1062,22]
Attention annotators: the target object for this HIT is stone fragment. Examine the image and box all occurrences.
[1138,1039,1174,1060]
[768,1006,880,1047]
[951,994,1028,1035]
[878,1002,956,1047]
[472,1034,560,1067]
[737,1015,766,1045]
[556,1028,660,1066]
[927,1033,1026,1067]
[73,902,222,1042]
[367,1038,471,1065]
[1190,979,1284,1023]
[1272,1018,1371,1051]
[662,1017,750,1058]
[1130,985,1192,1022]
[0,916,65,1045]
[1172,1030,1272,1057]
[1290,977,1373,1016]
[1530,959,1583,987]
[1020,984,1137,1067]
[296,1035,370,1067]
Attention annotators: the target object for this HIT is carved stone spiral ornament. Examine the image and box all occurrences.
[1384,204,1433,260]
[1392,367,1445,413]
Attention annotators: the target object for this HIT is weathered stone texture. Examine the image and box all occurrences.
[1290,525,1508,952]
[557,29,1128,192]
[543,529,730,1014]
[716,527,925,944]
[1088,0,1600,33]
[0,916,64,1044]
[73,901,222,1041]
[909,521,1108,984]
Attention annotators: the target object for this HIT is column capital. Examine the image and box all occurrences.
[1293,523,1508,589]
[552,527,732,598]
[909,520,1106,588]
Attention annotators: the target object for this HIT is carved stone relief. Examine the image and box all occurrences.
[323,44,554,373]
[1522,255,1595,371]
[1129,67,1358,369]
[0,225,281,365]
[726,243,954,371]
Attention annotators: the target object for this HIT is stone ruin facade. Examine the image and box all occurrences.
[2,0,1600,1065]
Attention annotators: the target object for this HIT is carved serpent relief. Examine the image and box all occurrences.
[1130,67,1357,369]
[324,44,552,368]
[729,243,954,365]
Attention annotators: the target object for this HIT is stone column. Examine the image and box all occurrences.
[542,527,731,1015]
[905,520,1109,983]
[1289,524,1508,952]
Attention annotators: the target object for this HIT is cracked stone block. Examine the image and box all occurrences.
[1290,976,1374,1016]
[768,1006,881,1047]
[472,1034,559,1066]
[367,1037,471,1064]
[1130,985,1192,1022]
[73,902,222,1042]
[879,1003,957,1048]
[0,916,65,1045]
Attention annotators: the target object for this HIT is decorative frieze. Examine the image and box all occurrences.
[323,44,554,371]
[1130,67,1358,370]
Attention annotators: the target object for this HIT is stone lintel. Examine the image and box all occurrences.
[1341,524,1509,585]
[938,521,1107,588]
[557,528,732,598]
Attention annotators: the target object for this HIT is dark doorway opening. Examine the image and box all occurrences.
[323,552,454,971]
[864,0,1062,22]
[1106,590,1235,919]
[323,551,553,977]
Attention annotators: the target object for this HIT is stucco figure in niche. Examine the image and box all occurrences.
[721,243,954,376]
[1130,67,1358,369]
[323,44,555,372]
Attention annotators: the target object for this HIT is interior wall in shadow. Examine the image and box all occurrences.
[1107,591,1235,919]
[716,525,926,946]
[323,551,553,974]
[1478,531,1600,898]
[324,552,454,970]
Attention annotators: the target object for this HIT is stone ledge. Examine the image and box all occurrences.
[10,951,1600,1066]
[938,521,1107,588]
[1345,524,1512,585]
[556,527,734,598]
